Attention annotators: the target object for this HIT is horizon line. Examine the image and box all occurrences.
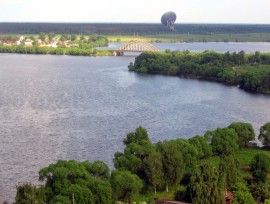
[1,21,270,25]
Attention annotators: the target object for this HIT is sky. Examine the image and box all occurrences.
[0,0,269,24]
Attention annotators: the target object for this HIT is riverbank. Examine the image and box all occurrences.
[129,51,270,94]
[0,45,114,56]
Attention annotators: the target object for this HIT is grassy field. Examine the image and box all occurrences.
[107,33,270,43]
[132,147,270,203]
[209,147,270,167]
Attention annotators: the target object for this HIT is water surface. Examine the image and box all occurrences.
[0,51,270,202]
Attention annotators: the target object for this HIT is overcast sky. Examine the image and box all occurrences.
[0,0,269,24]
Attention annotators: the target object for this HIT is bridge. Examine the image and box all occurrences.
[114,41,159,56]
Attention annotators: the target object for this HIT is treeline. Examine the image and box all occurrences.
[1,23,270,35]
[12,122,270,204]
[129,50,270,93]
[0,45,113,56]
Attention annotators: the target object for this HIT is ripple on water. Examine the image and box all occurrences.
[0,53,270,202]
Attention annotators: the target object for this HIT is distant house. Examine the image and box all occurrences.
[47,42,58,48]
[4,41,13,46]
[24,38,33,46]
[15,41,21,45]
[19,36,24,41]
[24,41,33,46]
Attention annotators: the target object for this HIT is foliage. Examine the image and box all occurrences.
[130,50,270,93]
[209,127,239,155]
[189,161,225,204]
[249,182,270,202]
[167,138,198,168]
[0,45,113,56]
[188,135,212,159]
[232,182,256,204]
[110,170,143,204]
[84,160,110,180]
[143,151,163,194]
[250,153,270,183]
[264,199,270,204]
[38,160,112,204]
[219,155,240,188]
[228,122,255,149]
[259,123,270,146]
[157,141,185,192]
[15,183,45,204]
[113,126,154,185]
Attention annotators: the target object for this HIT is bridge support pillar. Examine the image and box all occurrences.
[114,51,124,56]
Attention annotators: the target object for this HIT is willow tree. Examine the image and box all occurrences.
[219,154,240,188]
[189,161,225,204]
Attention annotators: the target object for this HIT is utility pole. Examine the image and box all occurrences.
[72,192,75,204]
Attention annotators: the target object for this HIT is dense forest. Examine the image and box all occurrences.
[11,122,270,204]
[129,50,270,93]
[1,23,270,35]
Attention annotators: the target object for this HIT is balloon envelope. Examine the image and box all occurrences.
[161,11,177,30]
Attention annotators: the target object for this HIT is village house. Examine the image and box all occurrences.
[4,40,13,46]
[47,41,58,48]
[24,38,33,46]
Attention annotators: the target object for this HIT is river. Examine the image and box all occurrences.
[0,42,270,202]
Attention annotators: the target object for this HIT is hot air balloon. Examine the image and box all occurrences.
[161,11,177,30]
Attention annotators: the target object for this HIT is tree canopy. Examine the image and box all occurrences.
[110,170,143,204]
[208,127,239,155]
[38,160,111,204]
[259,123,270,146]
[228,122,255,149]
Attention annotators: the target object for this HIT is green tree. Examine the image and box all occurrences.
[80,35,85,41]
[209,127,239,155]
[251,153,270,183]
[188,135,212,159]
[110,170,143,204]
[189,161,225,204]
[157,142,184,192]
[259,123,270,146]
[39,160,112,204]
[113,126,154,184]
[123,126,149,146]
[232,182,255,204]
[39,32,46,41]
[48,32,55,41]
[84,160,110,180]
[71,34,77,41]
[144,151,163,194]
[169,138,198,167]
[228,122,255,149]
[15,183,44,204]
[88,178,112,204]
[219,155,240,188]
